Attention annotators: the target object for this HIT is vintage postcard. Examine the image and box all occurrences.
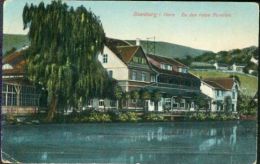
[1,1,258,164]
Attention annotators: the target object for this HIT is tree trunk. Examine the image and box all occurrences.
[46,96,58,122]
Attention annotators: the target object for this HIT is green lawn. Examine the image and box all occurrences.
[190,70,258,97]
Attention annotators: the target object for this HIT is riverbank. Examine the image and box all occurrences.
[3,111,256,125]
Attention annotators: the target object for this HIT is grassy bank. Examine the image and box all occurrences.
[190,70,258,97]
[4,111,251,125]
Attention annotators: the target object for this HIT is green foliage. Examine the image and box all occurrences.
[192,94,209,110]
[190,70,258,97]
[22,1,108,120]
[3,34,29,54]
[114,86,123,100]
[117,113,129,122]
[188,112,237,121]
[88,113,111,122]
[223,96,232,112]
[145,113,164,121]
[131,90,140,100]
[140,89,151,100]
[117,112,139,122]
[237,94,257,115]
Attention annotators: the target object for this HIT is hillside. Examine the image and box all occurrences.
[127,40,211,59]
[2,34,29,54]
[190,70,258,97]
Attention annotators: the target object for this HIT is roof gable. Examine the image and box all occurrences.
[203,78,235,90]
[116,46,140,63]
[147,54,186,67]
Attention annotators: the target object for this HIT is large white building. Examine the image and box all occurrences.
[96,38,202,112]
[200,78,239,112]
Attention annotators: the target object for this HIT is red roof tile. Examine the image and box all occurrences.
[116,46,140,63]
[203,78,235,90]
[147,54,186,67]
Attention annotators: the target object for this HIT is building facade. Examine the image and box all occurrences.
[2,50,41,115]
[200,78,239,112]
[98,38,202,112]
[231,63,245,73]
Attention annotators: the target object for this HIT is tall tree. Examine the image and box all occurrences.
[113,86,123,110]
[123,92,131,110]
[23,1,108,121]
[131,90,140,109]
[151,90,162,111]
[140,89,151,112]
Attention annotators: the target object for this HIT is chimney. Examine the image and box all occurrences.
[136,38,140,46]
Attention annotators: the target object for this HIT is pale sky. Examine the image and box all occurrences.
[3,0,259,52]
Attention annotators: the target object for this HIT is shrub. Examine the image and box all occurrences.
[118,113,129,122]
[117,112,140,122]
[127,112,139,122]
[145,113,164,121]
[88,113,111,122]
[208,113,217,120]
[196,113,207,121]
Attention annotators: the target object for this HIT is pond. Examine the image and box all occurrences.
[2,121,257,164]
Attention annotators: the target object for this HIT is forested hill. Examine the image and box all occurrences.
[127,40,211,59]
[2,34,30,55]
[177,46,258,72]
[3,34,210,59]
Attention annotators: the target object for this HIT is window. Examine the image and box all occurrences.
[99,100,104,106]
[110,101,116,107]
[133,56,138,63]
[180,99,185,108]
[167,65,172,71]
[217,90,220,97]
[138,57,142,63]
[160,64,164,69]
[141,58,146,64]
[141,72,146,81]
[164,98,171,107]
[232,91,235,99]
[150,101,154,106]
[191,102,194,108]
[151,75,156,82]
[87,100,93,106]
[132,71,137,80]
[108,70,113,78]
[232,104,235,111]
[172,98,178,108]
[103,54,108,63]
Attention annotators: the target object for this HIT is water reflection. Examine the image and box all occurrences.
[2,121,256,164]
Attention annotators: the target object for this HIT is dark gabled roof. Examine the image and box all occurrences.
[203,78,235,90]
[147,54,186,67]
[3,50,27,76]
[116,46,140,63]
[105,37,135,64]
[150,63,199,80]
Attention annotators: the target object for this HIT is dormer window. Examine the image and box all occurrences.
[161,63,172,71]
[2,64,13,70]
[178,67,188,73]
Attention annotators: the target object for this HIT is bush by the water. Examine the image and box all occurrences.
[117,112,140,122]
[188,112,238,121]
[144,113,164,121]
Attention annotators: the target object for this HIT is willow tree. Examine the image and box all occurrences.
[23,1,109,121]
